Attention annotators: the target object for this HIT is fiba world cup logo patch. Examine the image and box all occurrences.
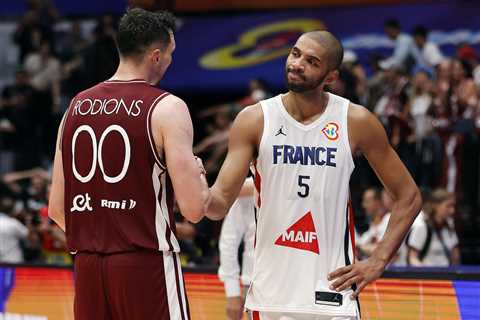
[322,122,339,141]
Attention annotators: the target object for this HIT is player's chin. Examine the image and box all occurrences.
[287,82,308,93]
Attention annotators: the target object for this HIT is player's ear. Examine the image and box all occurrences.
[324,69,339,86]
[150,48,162,64]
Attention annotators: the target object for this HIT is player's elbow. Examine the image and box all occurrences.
[178,201,206,224]
[182,209,204,224]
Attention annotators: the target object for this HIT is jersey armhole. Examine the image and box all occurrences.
[59,96,78,151]
[343,101,355,171]
[147,92,170,170]
[257,101,269,163]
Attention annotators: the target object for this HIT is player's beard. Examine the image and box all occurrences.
[285,69,327,93]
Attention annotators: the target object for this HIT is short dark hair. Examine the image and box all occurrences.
[384,19,400,30]
[412,26,428,38]
[116,8,176,58]
[304,31,344,71]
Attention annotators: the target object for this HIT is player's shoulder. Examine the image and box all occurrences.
[229,103,264,144]
[235,103,264,126]
[347,103,383,133]
[156,92,186,107]
[347,102,374,123]
[347,102,387,149]
[152,93,189,118]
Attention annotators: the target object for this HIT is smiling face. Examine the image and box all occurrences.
[285,35,333,93]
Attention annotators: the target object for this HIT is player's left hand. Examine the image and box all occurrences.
[327,257,386,299]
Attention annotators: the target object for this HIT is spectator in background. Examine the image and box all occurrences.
[12,0,58,63]
[407,189,460,266]
[24,40,61,113]
[58,20,89,110]
[432,58,475,193]
[218,178,255,320]
[373,66,416,172]
[407,67,443,187]
[0,69,40,171]
[332,50,368,105]
[26,0,59,30]
[412,26,444,69]
[194,109,232,176]
[13,11,47,63]
[0,197,29,263]
[82,16,119,87]
[357,188,389,259]
[380,19,425,72]
[198,78,271,119]
[366,53,388,110]
[24,40,62,161]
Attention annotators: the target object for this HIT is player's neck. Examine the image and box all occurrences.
[284,90,329,122]
[110,60,158,85]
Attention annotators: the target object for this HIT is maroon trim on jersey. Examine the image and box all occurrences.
[59,96,78,150]
[182,275,191,319]
[158,171,175,252]
[344,200,361,317]
[165,173,178,245]
[172,254,187,320]
[348,200,356,262]
[147,93,170,170]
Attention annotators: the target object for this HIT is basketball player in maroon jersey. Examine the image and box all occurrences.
[48,9,209,320]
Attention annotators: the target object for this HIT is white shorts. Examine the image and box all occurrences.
[250,311,359,320]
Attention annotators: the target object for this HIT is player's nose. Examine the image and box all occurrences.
[288,61,304,73]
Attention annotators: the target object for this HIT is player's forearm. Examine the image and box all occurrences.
[371,188,422,265]
[206,186,231,220]
[178,173,210,223]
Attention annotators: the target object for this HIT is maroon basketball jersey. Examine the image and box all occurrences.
[62,79,179,254]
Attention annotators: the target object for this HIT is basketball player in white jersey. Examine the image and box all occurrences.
[206,31,422,320]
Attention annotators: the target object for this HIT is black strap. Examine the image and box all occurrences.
[418,222,433,261]
[434,227,452,265]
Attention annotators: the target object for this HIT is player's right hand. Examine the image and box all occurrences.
[226,296,244,320]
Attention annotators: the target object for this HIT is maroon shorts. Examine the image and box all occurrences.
[73,250,190,320]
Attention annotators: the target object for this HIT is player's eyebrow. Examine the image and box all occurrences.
[292,46,322,63]
[306,54,321,64]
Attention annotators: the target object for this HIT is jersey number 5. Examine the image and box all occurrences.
[297,175,310,198]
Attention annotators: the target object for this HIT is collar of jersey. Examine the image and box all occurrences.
[277,93,332,131]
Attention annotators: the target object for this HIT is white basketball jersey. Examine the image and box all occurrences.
[245,93,359,317]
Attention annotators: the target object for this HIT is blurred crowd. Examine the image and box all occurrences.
[0,3,479,267]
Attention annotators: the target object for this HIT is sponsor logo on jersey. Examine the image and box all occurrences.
[274,211,319,254]
[322,122,339,140]
[70,193,93,213]
[273,144,337,167]
[275,125,287,136]
[101,199,137,211]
